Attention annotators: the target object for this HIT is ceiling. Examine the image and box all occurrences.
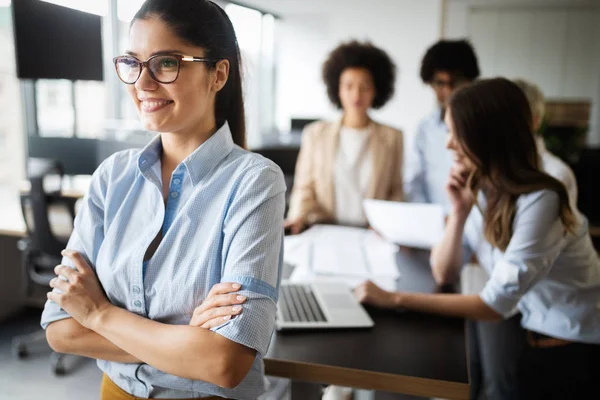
[234,0,600,17]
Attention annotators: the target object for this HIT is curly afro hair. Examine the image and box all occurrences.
[322,40,396,110]
[420,39,480,83]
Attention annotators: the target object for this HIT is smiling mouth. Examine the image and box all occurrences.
[140,100,174,113]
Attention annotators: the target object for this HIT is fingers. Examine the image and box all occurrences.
[190,305,243,328]
[196,293,247,316]
[49,277,69,292]
[284,219,305,235]
[207,282,241,298]
[449,168,467,186]
[291,222,304,235]
[47,291,61,305]
[54,264,78,282]
[61,250,91,274]
[353,281,371,303]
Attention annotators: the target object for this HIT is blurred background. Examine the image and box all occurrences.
[0,1,599,399]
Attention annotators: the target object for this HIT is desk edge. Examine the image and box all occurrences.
[264,358,469,400]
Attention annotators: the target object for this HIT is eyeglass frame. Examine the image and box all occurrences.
[431,75,469,90]
[112,53,219,84]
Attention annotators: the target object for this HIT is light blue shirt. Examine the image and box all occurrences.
[404,109,453,212]
[41,123,286,399]
[463,190,600,344]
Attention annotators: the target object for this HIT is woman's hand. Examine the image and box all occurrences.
[354,280,400,309]
[284,218,306,235]
[48,250,113,330]
[189,283,247,329]
[446,161,475,219]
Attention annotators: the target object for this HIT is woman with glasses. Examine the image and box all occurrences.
[41,1,285,399]
[355,78,600,399]
[285,40,404,235]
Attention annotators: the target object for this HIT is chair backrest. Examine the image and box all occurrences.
[20,158,73,262]
[290,118,318,132]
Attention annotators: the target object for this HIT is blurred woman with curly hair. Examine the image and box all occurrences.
[286,40,404,234]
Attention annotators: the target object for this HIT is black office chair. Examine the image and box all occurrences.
[11,158,80,375]
[253,147,300,214]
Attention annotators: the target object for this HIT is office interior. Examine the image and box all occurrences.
[1,0,599,399]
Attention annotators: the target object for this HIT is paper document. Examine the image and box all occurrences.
[363,200,445,249]
[289,265,399,292]
[283,225,400,290]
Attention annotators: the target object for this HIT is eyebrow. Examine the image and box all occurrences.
[125,49,184,58]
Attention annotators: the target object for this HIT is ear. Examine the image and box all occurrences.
[211,59,230,92]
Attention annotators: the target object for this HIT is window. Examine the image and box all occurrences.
[74,80,106,138]
[36,80,74,137]
[0,4,24,185]
[114,1,277,146]
[225,3,264,146]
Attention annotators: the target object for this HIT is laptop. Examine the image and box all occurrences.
[276,280,374,330]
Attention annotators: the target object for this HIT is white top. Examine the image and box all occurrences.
[537,137,578,209]
[334,125,372,226]
[462,190,600,344]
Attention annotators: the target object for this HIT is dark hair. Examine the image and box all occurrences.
[133,0,245,148]
[420,39,480,83]
[322,40,396,110]
[449,78,575,251]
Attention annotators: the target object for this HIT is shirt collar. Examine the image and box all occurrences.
[138,134,162,174]
[137,122,235,186]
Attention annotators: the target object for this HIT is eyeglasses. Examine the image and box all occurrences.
[431,76,469,90]
[113,53,218,84]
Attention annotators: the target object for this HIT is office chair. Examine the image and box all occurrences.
[11,158,80,375]
[253,147,300,214]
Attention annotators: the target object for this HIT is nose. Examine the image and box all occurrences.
[446,132,456,150]
[134,66,159,91]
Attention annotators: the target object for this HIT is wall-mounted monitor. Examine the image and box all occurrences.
[12,0,104,81]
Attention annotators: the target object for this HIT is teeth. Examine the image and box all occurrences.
[142,100,171,108]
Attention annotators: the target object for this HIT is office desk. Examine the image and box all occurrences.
[265,250,469,399]
[19,174,91,200]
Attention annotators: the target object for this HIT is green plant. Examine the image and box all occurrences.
[538,117,587,165]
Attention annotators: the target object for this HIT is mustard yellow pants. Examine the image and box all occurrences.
[101,374,225,400]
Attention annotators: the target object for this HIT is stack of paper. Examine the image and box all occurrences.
[363,200,445,249]
[283,225,400,292]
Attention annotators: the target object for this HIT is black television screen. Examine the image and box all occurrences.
[12,0,104,81]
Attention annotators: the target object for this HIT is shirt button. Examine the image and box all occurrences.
[132,286,141,294]
[134,300,142,307]
[171,191,179,199]
[173,178,181,185]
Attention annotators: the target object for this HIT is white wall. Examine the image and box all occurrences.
[274,0,443,145]
[444,1,600,146]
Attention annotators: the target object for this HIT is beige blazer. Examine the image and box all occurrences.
[287,119,404,224]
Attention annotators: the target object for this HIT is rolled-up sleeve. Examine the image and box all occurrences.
[479,191,565,318]
[213,164,286,356]
[40,164,108,329]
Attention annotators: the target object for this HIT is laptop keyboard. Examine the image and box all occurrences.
[279,284,328,323]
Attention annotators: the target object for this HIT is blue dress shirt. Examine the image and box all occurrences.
[41,122,286,399]
[404,109,453,212]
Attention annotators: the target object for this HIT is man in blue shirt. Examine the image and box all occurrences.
[404,40,480,213]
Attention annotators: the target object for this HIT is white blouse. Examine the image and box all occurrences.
[463,190,600,344]
[334,126,372,226]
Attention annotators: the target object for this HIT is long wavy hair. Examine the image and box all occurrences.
[448,78,576,251]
